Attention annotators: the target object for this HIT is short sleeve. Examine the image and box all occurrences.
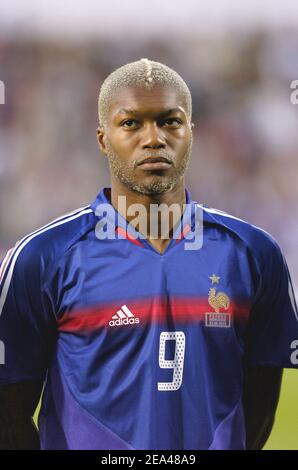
[244,236,298,368]
[0,241,56,384]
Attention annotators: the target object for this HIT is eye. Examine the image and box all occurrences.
[122,119,139,129]
[163,118,182,127]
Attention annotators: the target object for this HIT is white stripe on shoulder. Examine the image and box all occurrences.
[203,206,273,238]
[0,248,14,284]
[0,205,91,285]
[0,207,92,315]
[203,206,248,223]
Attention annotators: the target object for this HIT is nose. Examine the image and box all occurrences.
[141,122,166,149]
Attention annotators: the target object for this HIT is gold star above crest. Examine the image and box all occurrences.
[209,274,220,284]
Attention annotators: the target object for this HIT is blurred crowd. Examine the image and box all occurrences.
[0,29,297,288]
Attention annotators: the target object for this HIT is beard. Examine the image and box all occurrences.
[105,135,192,196]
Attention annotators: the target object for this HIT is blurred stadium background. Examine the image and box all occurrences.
[0,0,297,449]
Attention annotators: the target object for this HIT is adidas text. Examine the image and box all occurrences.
[109,317,140,327]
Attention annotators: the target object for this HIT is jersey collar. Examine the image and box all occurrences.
[91,187,200,248]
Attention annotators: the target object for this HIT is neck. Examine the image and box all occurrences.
[109,180,187,241]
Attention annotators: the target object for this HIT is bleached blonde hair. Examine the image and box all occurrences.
[98,58,192,128]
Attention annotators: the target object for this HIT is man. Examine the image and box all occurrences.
[0,58,297,450]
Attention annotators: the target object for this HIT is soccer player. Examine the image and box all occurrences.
[0,59,297,450]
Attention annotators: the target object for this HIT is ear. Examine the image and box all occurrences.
[97,127,108,155]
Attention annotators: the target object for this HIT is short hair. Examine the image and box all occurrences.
[98,58,192,128]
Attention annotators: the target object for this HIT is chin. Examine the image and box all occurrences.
[132,178,177,196]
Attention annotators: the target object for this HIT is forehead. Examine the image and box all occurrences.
[108,85,187,119]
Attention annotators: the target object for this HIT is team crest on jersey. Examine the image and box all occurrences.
[205,274,231,328]
[109,304,140,327]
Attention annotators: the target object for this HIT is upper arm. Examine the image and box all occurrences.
[244,236,298,369]
[242,237,297,448]
[0,240,56,449]
[0,242,56,385]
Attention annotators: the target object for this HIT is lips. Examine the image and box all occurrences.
[137,157,172,170]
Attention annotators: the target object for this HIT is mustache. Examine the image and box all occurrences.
[134,150,175,168]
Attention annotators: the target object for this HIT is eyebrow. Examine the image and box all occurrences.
[115,107,185,117]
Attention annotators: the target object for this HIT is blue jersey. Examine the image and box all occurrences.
[0,187,297,450]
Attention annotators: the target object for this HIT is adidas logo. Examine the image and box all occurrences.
[109,304,140,327]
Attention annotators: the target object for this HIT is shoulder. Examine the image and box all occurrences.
[201,205,284,269]
[0,205,95,287]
